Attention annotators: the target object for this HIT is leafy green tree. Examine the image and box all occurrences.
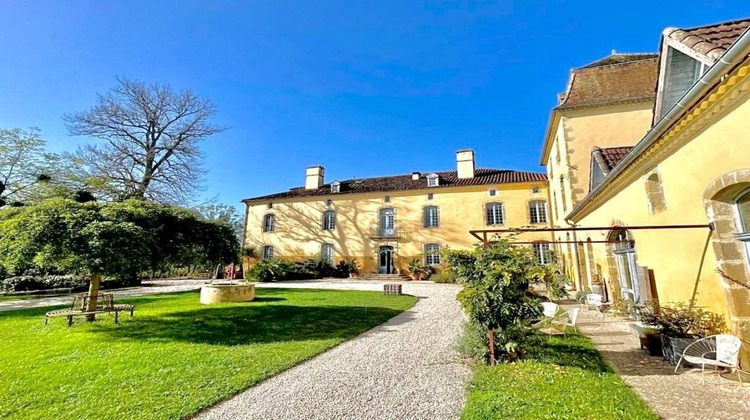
[194,203,243,240]
[446,238,566,364]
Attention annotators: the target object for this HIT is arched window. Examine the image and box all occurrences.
[529,200,548,224]
[423,206,440,228]
[424,243,441,266]
[263,214,275,232]
[485,202,504,225]
[322,211,336,230]
[321,243,334,264]
[645,172,667,214]
[736,188,750,235]
[262,245,274,260]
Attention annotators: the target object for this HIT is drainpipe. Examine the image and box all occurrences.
[567,29,750,221]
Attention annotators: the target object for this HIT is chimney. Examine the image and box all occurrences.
[305,166,325,190]
[411,172,421,180]
[456,149,475,179]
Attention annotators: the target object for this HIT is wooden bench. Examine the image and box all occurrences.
[45,293,134,326]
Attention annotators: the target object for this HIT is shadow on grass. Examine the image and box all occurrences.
[529,333,612,373]
[90,304,408,346]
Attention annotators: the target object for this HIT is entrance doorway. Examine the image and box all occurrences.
[378,246,394,274]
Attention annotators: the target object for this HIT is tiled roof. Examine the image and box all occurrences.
[580,53,659,69]
[557,54,659,110]
[243,169,547,202]
[592,146,633,174]
[665,19,750,62]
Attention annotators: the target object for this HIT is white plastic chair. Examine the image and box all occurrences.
[550,308,579,336]
[533,302,560,328]
[584,293,612,317]
[674,334,747,384]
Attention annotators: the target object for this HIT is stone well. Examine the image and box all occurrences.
[200,283,255,304]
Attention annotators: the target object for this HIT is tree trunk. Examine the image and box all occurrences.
[487,330,496,366]
[85,274,102,322]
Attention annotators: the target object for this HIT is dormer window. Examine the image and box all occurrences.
[427,173,439,187]
[331,181,340,194]
[656,46,709,120]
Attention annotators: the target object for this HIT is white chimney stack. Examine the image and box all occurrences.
[305,166,325,189]
[456,149,475,179]
[411,172,421,180]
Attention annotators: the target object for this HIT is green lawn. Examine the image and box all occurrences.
[0,288,416,419]
[462,333,658,420]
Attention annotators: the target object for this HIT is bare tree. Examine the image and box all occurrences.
[64,77,226,203]
[0,128,61,206]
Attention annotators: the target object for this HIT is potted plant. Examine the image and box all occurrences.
[408,259,422,281]
[346,258,360,278]
[641,302,726,364]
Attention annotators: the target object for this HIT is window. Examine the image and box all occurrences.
[379,208,396,237]
[559,177,568,212]
[529,200,548,224]
[613,230,640,303]
[423,206,440,228]
[427,193,434,200]
[384,196,391,203]
[424,243,441,266]
[262,245,274,260]
[323,211,336,230]
[331,181,340,194]
[267,203,273,209]
[532,186,541,194]
[321,244,334,264]
[263,214,275,232]
[485,202,504,225]
[488,189,497,197]
[325,199,333,206]
[659,47,705,119]
[532,243,552,264]
[735,189,750,258]
[427,173,439,187]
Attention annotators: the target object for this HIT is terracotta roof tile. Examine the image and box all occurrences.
[243,168,547,202]
[665,19,750,62]
[557,54,659,110]
[592,146,633,174]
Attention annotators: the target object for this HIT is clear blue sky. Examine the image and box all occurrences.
[0,1,746,209]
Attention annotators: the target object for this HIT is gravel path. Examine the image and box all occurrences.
[0,279,208,312]
[195,280,470,420]
[571,304,750,419]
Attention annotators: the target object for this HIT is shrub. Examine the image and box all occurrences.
[0,275,88,292]
[430,267,457,283]
[640,302,726,337]
[246,258,289,282]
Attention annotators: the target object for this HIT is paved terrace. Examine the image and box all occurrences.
[571,304,750,420]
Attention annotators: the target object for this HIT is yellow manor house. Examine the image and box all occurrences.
[243,17,750,354]
[536,18,750,353]
[242,150,551,275]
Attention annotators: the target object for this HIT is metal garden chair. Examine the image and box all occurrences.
[674,334,747,384]
[533,302,560,328]
[550,308,580,336]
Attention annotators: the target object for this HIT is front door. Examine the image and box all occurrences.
[379,246,393,274]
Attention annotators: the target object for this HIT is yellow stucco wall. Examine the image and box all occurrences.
[543,101,654,288]
[568,60,750,325]
[244,182,551,273]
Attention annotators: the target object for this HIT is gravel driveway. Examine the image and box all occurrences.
[195,280,470,420]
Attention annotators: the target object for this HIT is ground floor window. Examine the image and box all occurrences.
[613,230,639,303]
[532,243,552,264]
[321,243,334,264]
[424,243,441,266]
[262,245,274,260]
